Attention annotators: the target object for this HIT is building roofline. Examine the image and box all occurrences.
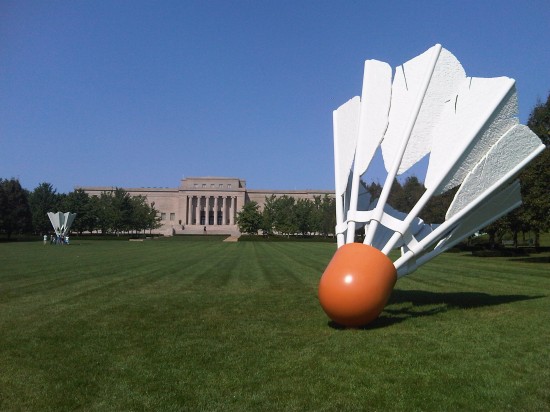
[76,186,177,192]
[78,186,333,193]
[248,189,334,194]
[182,176,243,180]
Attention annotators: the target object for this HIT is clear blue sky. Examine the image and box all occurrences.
[1,0,549,194]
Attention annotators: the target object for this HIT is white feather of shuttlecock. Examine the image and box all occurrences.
[334,44,544,278]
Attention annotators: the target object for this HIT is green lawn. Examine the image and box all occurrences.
[1,239,549,411]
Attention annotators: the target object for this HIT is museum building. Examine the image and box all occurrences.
[81,177,333,236]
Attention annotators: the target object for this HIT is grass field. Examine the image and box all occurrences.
[1,238,549,411]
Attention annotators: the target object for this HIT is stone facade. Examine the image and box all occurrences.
[80,177,333,236]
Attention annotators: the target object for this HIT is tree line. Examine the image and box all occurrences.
[234,177,459,238]
[0,182,161,239]
[237,195,336,237]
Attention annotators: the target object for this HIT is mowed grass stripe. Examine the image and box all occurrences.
[0,241,180,293]
[1,241,189,305]
[253,242,310,288]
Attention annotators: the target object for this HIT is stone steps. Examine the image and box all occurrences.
[174,226,240,236]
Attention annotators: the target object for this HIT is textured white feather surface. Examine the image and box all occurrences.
[446,124,544,219]
[381,47,465,174]
[425,77,517,193]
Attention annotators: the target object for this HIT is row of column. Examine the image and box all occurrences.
[185,195,238,226]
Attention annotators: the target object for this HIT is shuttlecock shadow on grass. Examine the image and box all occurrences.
[328,289,544,330]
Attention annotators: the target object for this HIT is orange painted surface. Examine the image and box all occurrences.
[318,243,397,327]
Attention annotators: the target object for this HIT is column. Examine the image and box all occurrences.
[229,197,235,226]
[185,196,190,225]
[214,196,218,226]
[222,197,227,226]
[205,196,210,225]
[195,196,200,225]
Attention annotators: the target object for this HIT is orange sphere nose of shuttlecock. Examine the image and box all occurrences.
[319,243,397,327]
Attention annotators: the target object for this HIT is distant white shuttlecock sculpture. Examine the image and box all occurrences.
[319,44,545,327]
[47,211,77,237]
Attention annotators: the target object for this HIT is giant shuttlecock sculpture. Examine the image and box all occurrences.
[318,44,545,327]
[47,211,76,238]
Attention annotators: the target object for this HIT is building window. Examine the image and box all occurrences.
[161,212,166,220]
[194,183,198,189]
[211,184,215,188]
[227,184,232,189]
[219,184,223,188]
[202,184,206,188]
[170,213,175,221]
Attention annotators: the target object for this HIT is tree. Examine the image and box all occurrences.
[28,182,59,234]
[129,195,150,235]
[85,190,161,235]
[236,201,262,235]
[318,194,336,237]
[145,201,162,234]
[259,195,299,236]
[294,198,313,236]
[421,186,458,224]
[261,195,277,234]
[0,178,32,239]
[520,93,550,247]
[86,195,102,233]
[63,189,93,235]
[311,196,323,235]
[272,195,298,236]
[109,188,133,234]
[386,179,405,211]
[395,176,424,213]
[365,181,382,200]
[528,93,550,146]
[95,192,115,234]
[501,210,524,248]
[484,218,510,249]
